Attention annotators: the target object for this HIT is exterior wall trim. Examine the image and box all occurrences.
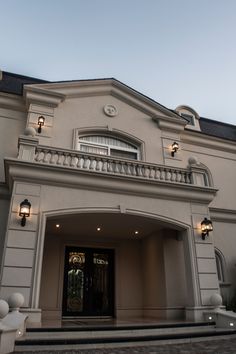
[182,130,236,154]
[210,207,236,223]
[32,207,197,310]
[5,158,218,204]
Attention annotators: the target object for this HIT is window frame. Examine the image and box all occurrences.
[215,248,227,284]
[77,134,141,160]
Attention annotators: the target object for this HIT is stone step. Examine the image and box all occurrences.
[14,322,236,352]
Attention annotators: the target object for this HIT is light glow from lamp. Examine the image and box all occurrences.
[38,115,45,133]
[19,199,31,227]
[171,141,179,157]
[201,217,213,240]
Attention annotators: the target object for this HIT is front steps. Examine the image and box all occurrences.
[14,321,236,352]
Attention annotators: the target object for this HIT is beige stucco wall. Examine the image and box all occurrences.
[0,198,10,262]
[1,79,236,323]
[29,95,163,165]
[213,221,236,297]
[0,107,26,182]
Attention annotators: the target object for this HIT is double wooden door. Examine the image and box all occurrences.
[63,247,114,316]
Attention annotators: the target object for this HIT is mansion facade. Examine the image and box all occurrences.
[0,71,236,326]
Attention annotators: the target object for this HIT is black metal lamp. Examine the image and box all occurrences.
[19,199,31,227]
[38,116,45,133]
[171,142,179,157]
[201,217,213,240]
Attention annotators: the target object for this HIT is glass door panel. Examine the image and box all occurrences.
[91,253,110,315]
[64,251,86,314]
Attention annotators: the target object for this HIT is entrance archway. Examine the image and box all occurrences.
[38,211,194,322]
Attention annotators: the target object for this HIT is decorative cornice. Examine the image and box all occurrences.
[24,86,65,108]
[210,207,236,223]
[153,115,186,133]
[182,130,236,154]
[0,92,26,112]
[5,158,217,205]
[25,79,184,120]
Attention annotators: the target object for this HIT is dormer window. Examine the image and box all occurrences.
[77,135,140,160]
[180,113,195,126]
[175,105,201,131]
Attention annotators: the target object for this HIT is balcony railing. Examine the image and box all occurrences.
[33,146,193,185]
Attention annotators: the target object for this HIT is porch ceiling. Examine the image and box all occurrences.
[45,212,180,241]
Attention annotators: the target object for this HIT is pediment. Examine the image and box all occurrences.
[24,78,186,125]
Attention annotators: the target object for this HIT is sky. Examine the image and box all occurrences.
[0,0,236,124]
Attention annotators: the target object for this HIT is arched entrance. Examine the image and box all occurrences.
[38,211,193,322]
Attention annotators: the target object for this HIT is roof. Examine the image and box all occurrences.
[199,117,236,142]
[0,71,48,95]
[0,71,236,142]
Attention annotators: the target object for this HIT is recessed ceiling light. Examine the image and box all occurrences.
[134,230,139,235]
[97,227,101,231]
[56,224,60,228]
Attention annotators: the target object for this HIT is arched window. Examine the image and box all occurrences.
[77,135,140,160]
[215,249,226,283]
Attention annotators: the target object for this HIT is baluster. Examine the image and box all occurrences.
[131,163,137,176]
[84,155,91,169]
[160,168,165,180]
[77,156,84,169]
[149,167,154,179]
[89,157,96,170]
[126,163,132,175]
[120,162,126,174]
[108,160,114,173]
[95,158,101,171]
[137,164,143,177]
[49,151,56,164]
[102,159,108,172]
[43,149,49,163]
[143,166,150,178]
[154,167,160,180]
[70,154,77,167]
[180,171,186,183]
[56,152,64,165]
[166,169,171,181]
[170,169,175,182]
[35,149,42,162]
[63,153,69,166]
[114,161,120,174]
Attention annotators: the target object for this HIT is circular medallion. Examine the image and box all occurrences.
[103,104,118,117]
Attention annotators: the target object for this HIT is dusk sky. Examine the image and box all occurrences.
[1,0,236,124]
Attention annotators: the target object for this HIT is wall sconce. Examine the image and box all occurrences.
[38,116,45,133]
[201,217,213,240]
[171,142,179,157]
[19,199,31,227]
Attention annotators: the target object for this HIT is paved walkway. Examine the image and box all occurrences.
[13,336,236,353]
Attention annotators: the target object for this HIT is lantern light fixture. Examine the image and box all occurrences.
[19,199,31,227]
[201,217,213,240]
[171,142,179,157]
[38,116,45,133]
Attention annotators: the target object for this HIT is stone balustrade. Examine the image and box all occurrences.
[33,146,194,185]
